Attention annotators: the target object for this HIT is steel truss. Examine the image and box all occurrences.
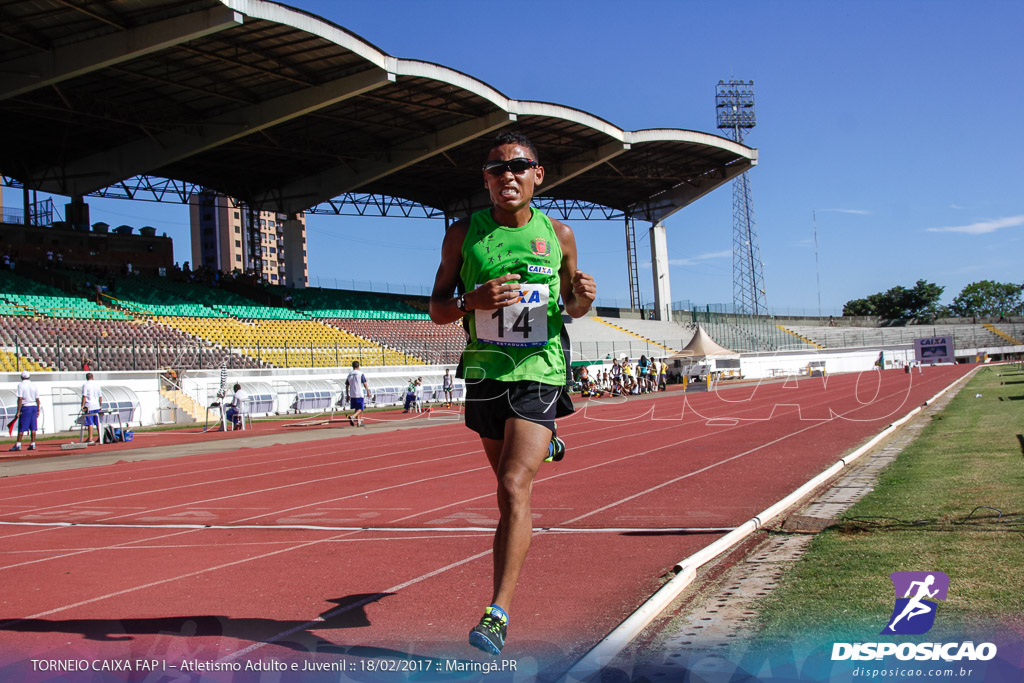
[2,175,628,223]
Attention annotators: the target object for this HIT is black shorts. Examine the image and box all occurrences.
[464,378,574,440]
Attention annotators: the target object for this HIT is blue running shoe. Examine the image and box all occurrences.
[469,605,507,655]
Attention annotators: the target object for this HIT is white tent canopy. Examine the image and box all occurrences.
[670,326,740,360]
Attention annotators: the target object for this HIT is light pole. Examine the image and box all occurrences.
[716,80,766,316]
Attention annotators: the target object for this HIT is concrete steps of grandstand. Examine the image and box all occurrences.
[983,323,1022,346]
[786,322,1017,351]
[592,317,680,353]
[159,387,201,422]
[560,315,690,362]
[701,322,774,353]
[776,325,825,349]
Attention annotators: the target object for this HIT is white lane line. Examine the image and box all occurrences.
[0,527,201,574]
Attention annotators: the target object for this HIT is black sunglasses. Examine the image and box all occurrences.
[482,158,538,176]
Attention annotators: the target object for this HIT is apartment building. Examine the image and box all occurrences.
[189,191,308,287]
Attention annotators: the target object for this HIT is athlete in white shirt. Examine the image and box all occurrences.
[11,371,41,452]
[81,373,104,443]
[346,361,371,427]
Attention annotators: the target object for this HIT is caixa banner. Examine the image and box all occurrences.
[914,336,955,364]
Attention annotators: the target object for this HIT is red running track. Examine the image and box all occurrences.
[0,366,970,682]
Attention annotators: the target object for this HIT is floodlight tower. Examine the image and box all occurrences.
[716,80,767,315]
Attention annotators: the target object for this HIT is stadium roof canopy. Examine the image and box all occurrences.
[0,0,757,223]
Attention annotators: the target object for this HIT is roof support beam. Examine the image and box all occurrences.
[0,5,243,101]
[268,110,515,214]
[55,68,396,197]
[541,140,630,193]
[633,160,754,224]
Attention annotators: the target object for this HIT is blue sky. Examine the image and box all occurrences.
[5,0,1022,314]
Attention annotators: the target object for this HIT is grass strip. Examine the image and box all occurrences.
[755,365,1024,642]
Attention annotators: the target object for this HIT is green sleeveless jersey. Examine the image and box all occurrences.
[459,208,566,384]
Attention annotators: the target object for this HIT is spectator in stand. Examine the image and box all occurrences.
[82,358,91,372]
[80,372,103,444]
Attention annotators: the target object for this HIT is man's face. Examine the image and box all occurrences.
[483,143,544,214]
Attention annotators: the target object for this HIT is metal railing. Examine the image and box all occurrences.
[1,334,465,372]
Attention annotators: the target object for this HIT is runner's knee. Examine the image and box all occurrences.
[497,469,533,508]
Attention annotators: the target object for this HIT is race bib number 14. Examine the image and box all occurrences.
[475,285,550,347]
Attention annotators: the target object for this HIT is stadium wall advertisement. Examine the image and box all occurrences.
[915,336,956,365]
[0,365,461,435]
[2,341,964,434]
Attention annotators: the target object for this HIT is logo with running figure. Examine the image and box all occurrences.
[881,571,949,635]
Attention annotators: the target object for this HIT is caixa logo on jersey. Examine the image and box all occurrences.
[831,571,998,662]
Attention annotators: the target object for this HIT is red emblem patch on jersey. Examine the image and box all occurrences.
[530,238,550,257]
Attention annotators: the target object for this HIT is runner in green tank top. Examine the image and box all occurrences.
[459,206,565,383]
[430,132,597,655]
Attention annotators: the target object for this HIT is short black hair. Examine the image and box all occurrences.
[352,361,360,369]
[491,131,539,164]
[233,383,241,391]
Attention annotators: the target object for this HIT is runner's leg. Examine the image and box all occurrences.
[481,417,551,610]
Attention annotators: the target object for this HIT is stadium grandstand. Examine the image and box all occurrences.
[2,264,1022,374]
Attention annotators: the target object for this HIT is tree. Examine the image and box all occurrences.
[947,281,1024,318]
[906,279,945,322]
[843,297,874,316]
[842,280,944,320]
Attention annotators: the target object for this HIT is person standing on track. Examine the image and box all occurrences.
[442,368,454,408]
[346,361,371,427]
[10,371,40,452]
[610,358,623,395]
[429,131,597,656]
[80,372,103,444]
